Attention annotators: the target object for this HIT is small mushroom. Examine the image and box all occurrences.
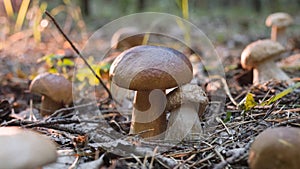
[29,73,72,116]
[110,45,193,138]
[265,12,293,46]
[164,83,208,141]
[241,39,293,84]
[0,127,57,169]
[248,127,300,169]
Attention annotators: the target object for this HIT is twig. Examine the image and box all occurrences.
[156,155,178,168]
[213,143,251,169]
[68,155,80,169]
[216,117,233,137]
[44,11,114,102]
[221,78,238,106]
[45,102,97,120]
[77,153,106,169]
[262,100,280,119]
[130,153,145,167]
[173,154,195,169]
[1,118,85,135]
[23,119,81,128]
[149,147,158,169]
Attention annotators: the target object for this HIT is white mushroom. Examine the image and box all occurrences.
[0,127,57,169]
[164,83,208,141]
[265,12,293,46]
[241,39,293,84]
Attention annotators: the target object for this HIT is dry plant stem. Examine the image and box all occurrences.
[130,90,167,138]
[40,96,63,116]
[253,59,293,84]
[271,27,287,46]
[44,11,114,101]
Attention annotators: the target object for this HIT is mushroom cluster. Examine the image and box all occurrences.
[241,39,293,84]
[248,127,300,169]
[0,127,57,169]
[29,73,73,116]
[110,45,193,138]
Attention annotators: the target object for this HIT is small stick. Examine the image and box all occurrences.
[44,11,114,101]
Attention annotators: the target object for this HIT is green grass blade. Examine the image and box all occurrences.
[260,82,300,106]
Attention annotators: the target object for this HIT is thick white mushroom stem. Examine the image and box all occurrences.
[271,27,287,46]
[164,84,208,141]
[165,102,202,141]
[130,90,167,138]
[253,59,293,85]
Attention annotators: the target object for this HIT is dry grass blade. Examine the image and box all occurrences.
[15,0,30,32]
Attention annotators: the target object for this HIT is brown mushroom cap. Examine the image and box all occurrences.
[29,73,72,105]
[248,127,300,169]
[109,45,193,91]
[265,12,293,28]
[0,127,57,169]
[241,39,285,70]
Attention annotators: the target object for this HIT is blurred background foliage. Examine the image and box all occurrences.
[1,0,300,40]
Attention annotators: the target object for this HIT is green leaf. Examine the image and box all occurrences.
[63,59,75,66]
[239,93,257,111]
[75,66,101,85]
[57,58,74,67]
[99,62,111,79]
[76,67,91,82]
[260,82,300,106]
[99,62,111,72]
[40,54,64,66]
[223,112,232,123]
[48,68,58,73]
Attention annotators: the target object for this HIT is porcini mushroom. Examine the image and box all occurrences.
[265,12,293,46]
[248,127,300,169]
[109,45,193,138]
[29,72,72,116]
[241,39,293,84]
[164,83,208,141]
[0,127,57,169]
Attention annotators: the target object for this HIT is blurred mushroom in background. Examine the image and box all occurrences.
[29,73,72,116]
[265,12,293,47]
[241,39,293,85]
